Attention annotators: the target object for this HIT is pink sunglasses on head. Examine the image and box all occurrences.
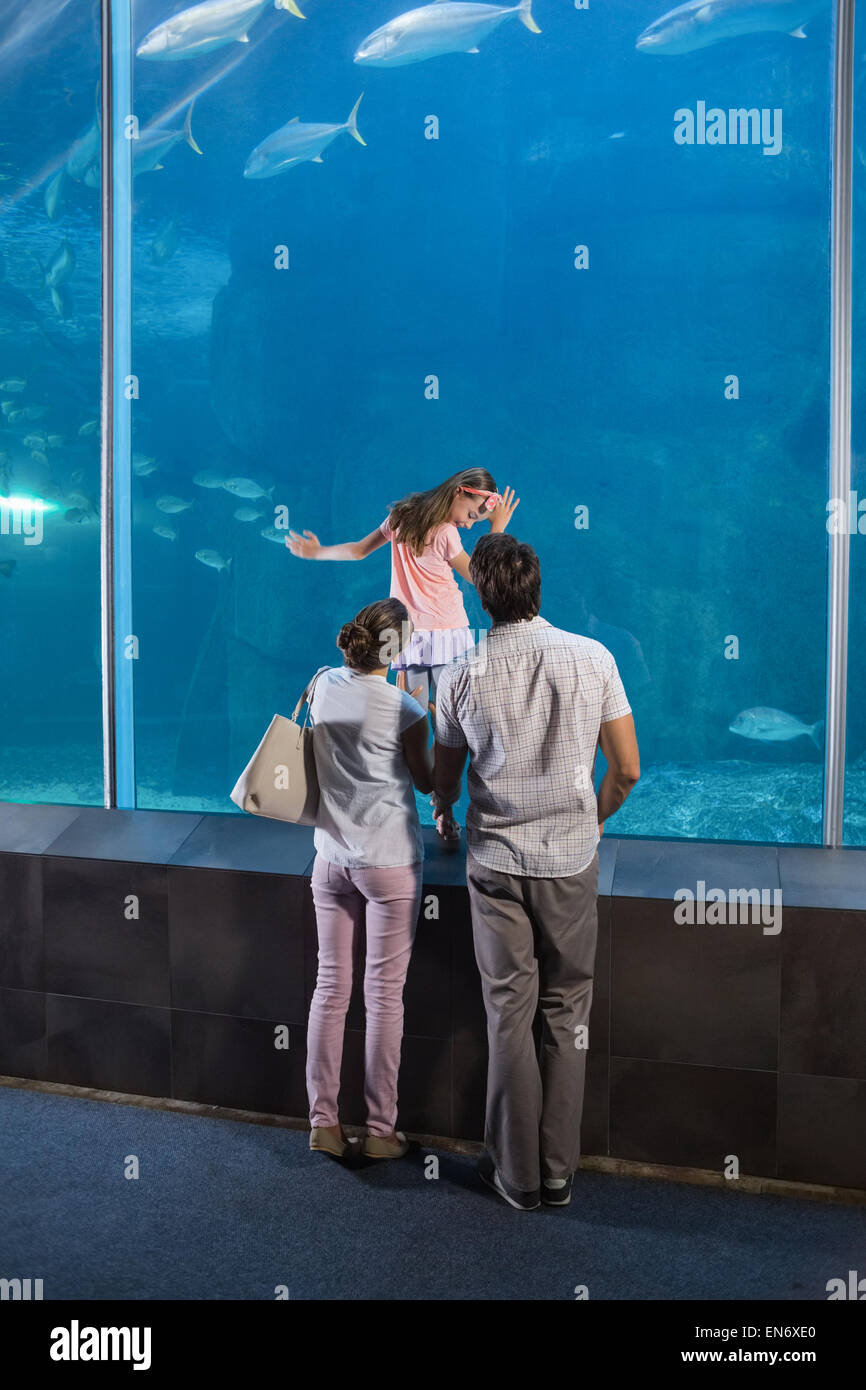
[461,485,501,512]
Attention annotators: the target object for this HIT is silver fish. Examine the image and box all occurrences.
[137,0,305,62]
[354,0,540,67]
[233,506,265,521]
[0,378,26,392]
[195,548,232,571]
[78,420,98,437]
[193,471,228,488]
[134,104,202,176]
[45,240,76,289]
[64,491,99,517]
[523,118,627,165]
[66,118,100,180]
[729,707,824,748]
[223,476,274,499]
[151,219,180,265]
[153,525,178,540]
[156,495,195,513]
[132,455,159,477]
[50,285,72,319]
[636,0,829,56]
[65,491,93,510]
[244,96,365,178]
[44,168,66,220]
[261,525,288,543]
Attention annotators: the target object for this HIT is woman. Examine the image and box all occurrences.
[306,597,433,1161]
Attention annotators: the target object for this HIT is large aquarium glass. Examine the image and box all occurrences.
[0,1,845,845]
[0,2,103,806]
[126,0,835,841]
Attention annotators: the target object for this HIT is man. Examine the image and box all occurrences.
[433,533,640,1211]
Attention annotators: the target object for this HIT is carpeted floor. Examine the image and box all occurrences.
[1,1088,862,1301]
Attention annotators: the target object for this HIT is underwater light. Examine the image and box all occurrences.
[0,494,57,513]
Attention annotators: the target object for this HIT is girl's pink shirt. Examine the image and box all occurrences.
[379,516,469,630]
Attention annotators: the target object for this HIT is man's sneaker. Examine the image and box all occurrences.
[542,1175,574,1206]
[477,1152,540,1211]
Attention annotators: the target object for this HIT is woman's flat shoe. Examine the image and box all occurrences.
[309,1127,360,1159]
[362,1130,410,1159]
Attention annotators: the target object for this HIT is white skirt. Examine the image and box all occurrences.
[391,626,476,670]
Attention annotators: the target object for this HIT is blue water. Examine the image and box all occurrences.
[0,0,864,846]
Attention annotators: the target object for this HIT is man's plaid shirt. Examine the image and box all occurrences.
[435,615,632,877]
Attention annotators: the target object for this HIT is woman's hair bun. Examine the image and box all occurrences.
[337,620,373,667]
[337,598,408,671]
[337,620,368,649]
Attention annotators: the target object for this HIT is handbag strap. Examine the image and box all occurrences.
[291,665,330,727]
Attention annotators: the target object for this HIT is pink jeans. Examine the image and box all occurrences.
[306,853,423,1136]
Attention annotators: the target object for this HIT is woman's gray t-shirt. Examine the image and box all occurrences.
[309,667,427,868]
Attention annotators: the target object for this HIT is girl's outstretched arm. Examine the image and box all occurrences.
[286,527,388,561]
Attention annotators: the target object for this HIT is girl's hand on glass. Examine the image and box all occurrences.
[286,528,321,558]
[488,486,520,533]
[395,671,424,704]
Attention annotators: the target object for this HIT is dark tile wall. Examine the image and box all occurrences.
[169,867,307,1023]
[780,907,866,1079]
[0,985,46,1081]
[1,806,865,1190]
[610,1057,778,1175]
[172,1011,306,1116]
[0,854,43,992]
[44,858,170,1008]
[777,1074,866,1190]
[45,994,171,1097]
[611,896,781,1072]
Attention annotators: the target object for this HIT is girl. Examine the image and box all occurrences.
[306,598,432,1161]
[287,469,520,833]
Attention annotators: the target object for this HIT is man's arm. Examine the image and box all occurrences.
[431,667,468,810]
[596,713,640,828]
[401,715,434,795]
[433,741,467,809]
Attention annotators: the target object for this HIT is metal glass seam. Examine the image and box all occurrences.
[824,0,855,845]
[101,0,136,809]
[99,0,115,807]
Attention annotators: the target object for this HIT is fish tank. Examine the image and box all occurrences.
[0,0,863,848]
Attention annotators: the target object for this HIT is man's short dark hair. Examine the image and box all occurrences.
[468,533,541,623]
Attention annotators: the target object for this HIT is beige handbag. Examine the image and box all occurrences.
[230,666,330,824]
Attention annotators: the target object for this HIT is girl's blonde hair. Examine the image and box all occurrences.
[386,468,498,557]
